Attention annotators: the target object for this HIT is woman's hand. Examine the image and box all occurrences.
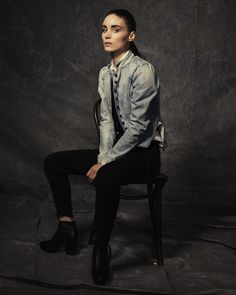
[86,163,103,183]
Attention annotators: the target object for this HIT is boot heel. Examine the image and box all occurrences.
[65,236,77,255]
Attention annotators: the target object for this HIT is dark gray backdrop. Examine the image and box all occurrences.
[0,0,235,198]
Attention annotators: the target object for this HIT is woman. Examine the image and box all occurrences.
[40,9,162,285]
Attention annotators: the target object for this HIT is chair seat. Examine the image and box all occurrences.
[125,173,168,184]
[120,173,168,200]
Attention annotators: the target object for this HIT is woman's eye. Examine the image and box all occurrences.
[101,28,120,33]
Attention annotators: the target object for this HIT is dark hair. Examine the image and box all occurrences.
[104,9,145,59]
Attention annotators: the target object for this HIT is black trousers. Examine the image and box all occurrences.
[43,140,161,249]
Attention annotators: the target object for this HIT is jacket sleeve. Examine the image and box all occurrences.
[100,62,159,165]
[97,68,115,163]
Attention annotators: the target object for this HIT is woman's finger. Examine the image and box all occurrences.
[88,173,95,182]
[86,168,93,177]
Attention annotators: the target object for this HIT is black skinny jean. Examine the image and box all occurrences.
[43,140,161,249]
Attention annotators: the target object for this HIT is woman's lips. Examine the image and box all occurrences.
[105,43,112,46]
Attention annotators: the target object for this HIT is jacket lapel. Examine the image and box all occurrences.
[104,71,112,113]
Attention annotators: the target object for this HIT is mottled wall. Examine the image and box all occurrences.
[0,0,235,196]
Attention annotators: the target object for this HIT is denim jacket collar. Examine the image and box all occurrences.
[110,49,131,72]
[107,49,134,72]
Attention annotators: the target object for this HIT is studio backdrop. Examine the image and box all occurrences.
[0,0,235,199]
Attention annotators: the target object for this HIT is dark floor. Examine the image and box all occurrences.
[0,177,236,295]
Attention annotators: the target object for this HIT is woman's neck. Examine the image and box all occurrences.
[111,47,129,66]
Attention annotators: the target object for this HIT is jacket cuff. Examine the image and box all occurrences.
[99,154,112,165]
[97,153,104,163]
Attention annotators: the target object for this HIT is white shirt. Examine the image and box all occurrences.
[110,49,130,73]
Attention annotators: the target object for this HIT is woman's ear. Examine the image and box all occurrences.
[128,31,136,42]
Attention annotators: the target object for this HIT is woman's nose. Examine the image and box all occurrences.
[104,31,111,38]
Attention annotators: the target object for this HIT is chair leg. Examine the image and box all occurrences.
[148,184,156,243]
[155,183,163,266]
[148,185,159,262]
[149,183,163,266]
[88,215,96,245]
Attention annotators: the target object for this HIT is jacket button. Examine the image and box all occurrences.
[114,74,118,77]
[115,80,118,83]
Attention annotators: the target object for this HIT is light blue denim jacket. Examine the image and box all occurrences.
[97,50,164,165]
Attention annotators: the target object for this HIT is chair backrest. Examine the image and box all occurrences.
[93,98,101,139]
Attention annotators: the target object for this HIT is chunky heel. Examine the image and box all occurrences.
[65,235,78,255]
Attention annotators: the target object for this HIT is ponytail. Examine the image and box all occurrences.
[129,41,145,59]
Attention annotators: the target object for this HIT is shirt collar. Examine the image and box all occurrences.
[110,49,131,73]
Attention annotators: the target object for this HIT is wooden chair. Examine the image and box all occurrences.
[88,98,168,266]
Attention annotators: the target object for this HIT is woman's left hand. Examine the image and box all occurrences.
[86,163,103,182]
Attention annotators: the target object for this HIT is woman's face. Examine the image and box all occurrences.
[101,14,135,54]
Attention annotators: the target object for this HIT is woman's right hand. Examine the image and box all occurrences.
[86,163,103,182]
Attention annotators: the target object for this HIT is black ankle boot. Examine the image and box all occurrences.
[39,220,78,255]
[92,244,111,285]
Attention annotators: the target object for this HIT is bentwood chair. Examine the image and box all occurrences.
[88,98,168,266]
